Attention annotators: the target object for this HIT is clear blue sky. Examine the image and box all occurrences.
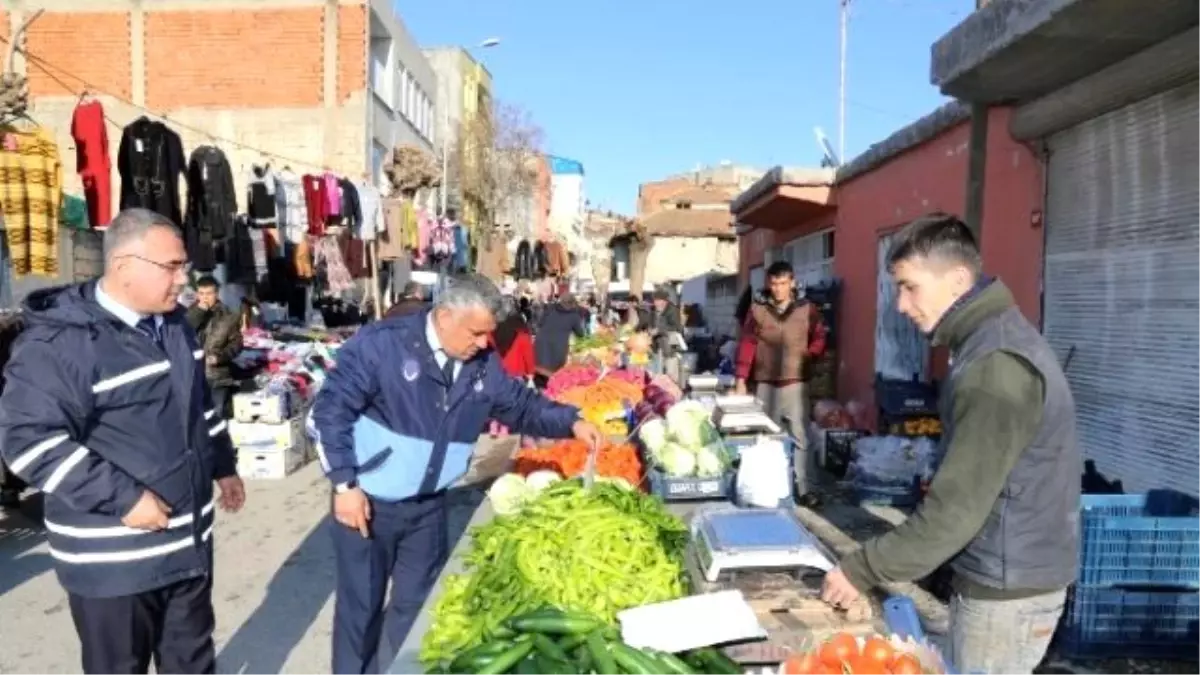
[395,0,971,215]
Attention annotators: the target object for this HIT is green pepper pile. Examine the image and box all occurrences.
[421,481,689,667]
[428,607,743,674]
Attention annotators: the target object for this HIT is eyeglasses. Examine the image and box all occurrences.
[119,255,192,275]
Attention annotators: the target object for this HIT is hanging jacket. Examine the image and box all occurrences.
[514,240,532,280]
[246,164,277,227]
[452,224,470,271]
[533,241,550,278]
[0,282,235,598]
[338,178,361,229]
[118,117,185,225]
[185,146,237,271]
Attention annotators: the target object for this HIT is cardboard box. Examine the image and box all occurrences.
[237,443,307,480]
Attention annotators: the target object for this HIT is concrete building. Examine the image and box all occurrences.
[639,162,764,216]
[2,0,436,299]
[733,104,1044,426]
[932,0,1198,494]
[423,46,493,226]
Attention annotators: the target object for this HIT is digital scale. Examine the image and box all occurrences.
[689,505,835,583]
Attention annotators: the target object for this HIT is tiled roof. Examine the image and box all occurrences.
[640,207,734,239]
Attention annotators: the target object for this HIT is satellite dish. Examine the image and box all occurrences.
[814,127,840,168]
[479,38,501,48]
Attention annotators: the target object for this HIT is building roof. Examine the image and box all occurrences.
[730,166,835,214]
[663,186,735,207]
[641,208,734,239]
[548,155,584,175]
[835,101,969,183]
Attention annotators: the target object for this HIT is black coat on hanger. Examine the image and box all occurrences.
[118,117,186,225]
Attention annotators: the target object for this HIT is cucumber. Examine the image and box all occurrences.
[447,641,513,673]
[473,640,535,675]
[585,632,619,675]
[515,655,539,675]
[607,643,654,675]
[574,645,592,673]
[508,615,601,636]
[530,634,572,663]
[532,653,574,674]
[653,651,696,674]
[692,647,741,674]
[557,634,588,652]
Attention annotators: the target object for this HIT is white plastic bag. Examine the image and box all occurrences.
[736,437,791,507]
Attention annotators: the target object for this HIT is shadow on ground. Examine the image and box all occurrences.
[0,493,51,599]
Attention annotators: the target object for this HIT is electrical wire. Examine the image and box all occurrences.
[18,46,334,173]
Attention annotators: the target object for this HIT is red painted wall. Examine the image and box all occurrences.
[833,106,1044,414]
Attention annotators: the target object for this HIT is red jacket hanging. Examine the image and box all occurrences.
[301,173,327,235]
[71,100,112,228]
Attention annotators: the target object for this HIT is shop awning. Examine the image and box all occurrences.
[731,166,835,230]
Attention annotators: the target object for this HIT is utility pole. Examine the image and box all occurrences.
[838,0,849,163]
[964,0,992,241]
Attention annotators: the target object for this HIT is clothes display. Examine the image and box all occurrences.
[70,99,112,229]
[118,116,185,224]
[0,125,63,278]
[185,145,237,271]
[247,164,277,227]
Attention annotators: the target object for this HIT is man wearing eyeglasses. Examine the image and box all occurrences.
[0,208,244,674]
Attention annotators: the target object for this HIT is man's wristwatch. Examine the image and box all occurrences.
[333,479,358,494]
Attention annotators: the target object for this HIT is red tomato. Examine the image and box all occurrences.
[861,637,895,665]
[844,654,890,674]
[819,632,861,668]
[890,653,924,674]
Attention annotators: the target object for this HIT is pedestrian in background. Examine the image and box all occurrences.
[311,273,603,674]
[0,208,244,674]
[186,275,243,418]
[820,214,1080,674]
[385,281,427,319]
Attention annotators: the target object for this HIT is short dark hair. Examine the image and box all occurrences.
[195,275,219,290]
[766,260,794,279]
[886,212,981,276]
[401,281,423,298]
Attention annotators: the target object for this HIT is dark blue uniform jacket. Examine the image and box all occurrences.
[0,282,236,598]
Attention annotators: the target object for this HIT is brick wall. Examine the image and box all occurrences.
[337,3,366,102]
[26,12,131,99]
[638,178,692,216]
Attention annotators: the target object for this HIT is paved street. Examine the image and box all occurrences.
[0,463,484,674]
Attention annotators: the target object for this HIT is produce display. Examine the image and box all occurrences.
[428,606,743,675]
[779,632,942,674]
[630,381,679,422]
[545,365,646,434]
[638,401,732,478]
[420,480,689,668]
[512,440,643,490]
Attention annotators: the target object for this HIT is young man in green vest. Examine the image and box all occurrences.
[821,213,1081,674]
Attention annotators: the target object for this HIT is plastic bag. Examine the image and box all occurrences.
[736,437,792,507]
[848,436,940,488]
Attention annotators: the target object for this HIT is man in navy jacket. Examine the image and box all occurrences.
[0,209,245,674]
[312,273,602,674]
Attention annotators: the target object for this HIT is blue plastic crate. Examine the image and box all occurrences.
[646,466,734,502]
[1058,586,1200,660]
[1079,490,1200,589]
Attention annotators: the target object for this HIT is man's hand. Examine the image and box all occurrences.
[217,476,245,513]
[122,490,172,531]
[820,566,861,608]
[333,487,371,538]
[734,379,748,396]
[571,419,605,448]
[206,355,217,366]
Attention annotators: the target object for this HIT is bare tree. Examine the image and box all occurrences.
[446,100,545,231]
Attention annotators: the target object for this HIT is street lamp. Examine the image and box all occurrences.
[440,38,501,215]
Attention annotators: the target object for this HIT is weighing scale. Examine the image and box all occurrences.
[689,505,835,583]
[712,396,782,435]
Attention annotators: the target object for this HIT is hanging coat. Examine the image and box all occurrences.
[184,146,237,271]
[118,117,185,225]
[514,240,532,280]
[246,164,277,227]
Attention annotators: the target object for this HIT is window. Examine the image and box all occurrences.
[780,229,834,287]
[372,141,388,188]
[370,39,392,107]
[398,69,408,116]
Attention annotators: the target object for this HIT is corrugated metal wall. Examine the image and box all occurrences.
[1043,81,1199,495]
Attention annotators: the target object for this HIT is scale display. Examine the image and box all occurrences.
[690,506,834,582]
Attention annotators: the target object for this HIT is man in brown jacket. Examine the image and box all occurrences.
[186,275,243,417]
[734,260,828,506]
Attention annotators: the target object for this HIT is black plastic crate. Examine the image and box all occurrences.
[875,375,939,417]
[821,429,862,479]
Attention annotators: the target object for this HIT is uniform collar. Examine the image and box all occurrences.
[425,312,448,359]
[95,280,161,330]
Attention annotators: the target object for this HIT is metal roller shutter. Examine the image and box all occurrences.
[1043,81,1199,496]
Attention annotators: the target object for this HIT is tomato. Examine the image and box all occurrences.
[844,654,890,674]
[890,653,924,674]
[782,651,823,674]
[819,632,860,667]
[860,636,895,665]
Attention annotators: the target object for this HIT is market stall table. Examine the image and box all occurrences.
[388,498,882,673]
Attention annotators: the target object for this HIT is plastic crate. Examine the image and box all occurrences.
[875,376,938,417]
[853,480,921,507]
[1058,586,1200,660]
[646,466,734,502]
[1079,490,1200,589]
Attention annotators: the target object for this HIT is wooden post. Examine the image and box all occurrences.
[368,241,382,320]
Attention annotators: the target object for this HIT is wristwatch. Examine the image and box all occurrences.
[333,479,358,494]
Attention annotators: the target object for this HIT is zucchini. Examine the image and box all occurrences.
[557,634,588,652]
[585,632,619,675]
[474,640,535,675]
